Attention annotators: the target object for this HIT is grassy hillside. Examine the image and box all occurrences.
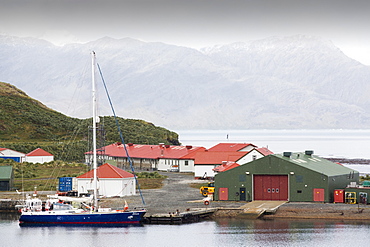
[0,82,180,162]
[0,158,166,191]
[0,82,80,141]
[0,158,165,191]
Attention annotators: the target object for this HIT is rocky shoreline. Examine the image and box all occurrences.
[262,202,370,220]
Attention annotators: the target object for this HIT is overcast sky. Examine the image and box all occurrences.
[1,0,370,65]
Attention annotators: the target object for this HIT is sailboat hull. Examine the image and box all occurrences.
[19,210,146,226]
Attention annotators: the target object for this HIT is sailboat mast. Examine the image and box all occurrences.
[91,51,98,210]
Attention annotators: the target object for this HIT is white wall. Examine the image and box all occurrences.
[237,150,264,165]
[157,158,180,172]
[194,165,217,179]
[77,178,136,197]
[179,159,194,173]
[24,156,54,164]
[158,158,195,173]
[0,149,25,162]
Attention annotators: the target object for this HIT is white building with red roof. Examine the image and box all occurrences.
[193,150,247,179]
[84,142,272,178]
[194,143,274,179]
[76,163,136,197]
[0,147,25,162]
[85,143,205,172]
[24,148,54,164]
[213,161,240,174]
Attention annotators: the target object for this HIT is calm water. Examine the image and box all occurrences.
[176,129,370,159]
[2,214,370,247]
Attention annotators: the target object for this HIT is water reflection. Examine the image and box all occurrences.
[214,218,370,246]
[0,213,19,221]
[2,213,370,246]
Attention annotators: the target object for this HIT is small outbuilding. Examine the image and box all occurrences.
[214,151,359,203]
[76,163,136,197]
[0,148,25,162]
[24,148,54,164]
[0,166,14,191]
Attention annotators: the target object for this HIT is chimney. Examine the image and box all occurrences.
[283,152,292,158]
[305,150,314,156]
[186,145,192,149]
[128,143,134,147]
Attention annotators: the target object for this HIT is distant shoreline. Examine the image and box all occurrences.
[324,158,370,165]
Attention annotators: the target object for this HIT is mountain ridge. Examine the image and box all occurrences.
[1,34,370,129]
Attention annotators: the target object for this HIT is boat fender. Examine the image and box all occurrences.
[204,200,210,206]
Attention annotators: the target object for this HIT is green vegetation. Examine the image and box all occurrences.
[135,171,167,189]
[0,81,180,162]
[135,171,167,179]
[1,158,167,191]
[360,175,370,182]
[0,82,175,191]
[0,158,87,191]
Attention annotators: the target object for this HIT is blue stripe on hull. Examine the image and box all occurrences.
[19,211,145,226]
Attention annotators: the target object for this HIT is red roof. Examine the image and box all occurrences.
[256,147,274,156]
[208,143,256,152]
[194,150,246,165]
[86,143,205,160]
[26,148,53,156]
[213,161,240,172]
[77,163,134,179]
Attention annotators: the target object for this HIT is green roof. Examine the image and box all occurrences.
[277,152,357,176]
[0,166,13,180]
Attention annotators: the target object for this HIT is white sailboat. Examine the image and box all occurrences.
[19,52,146,226]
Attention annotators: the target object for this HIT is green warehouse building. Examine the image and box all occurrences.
[214,151,359,203]
[0,166,14,191]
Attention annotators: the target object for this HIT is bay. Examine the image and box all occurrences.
[2,214,370,247]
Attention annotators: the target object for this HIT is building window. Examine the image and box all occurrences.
[185,161,189,166]
[296,175,303,183]
[252,155,257,160]
[239,174,246,182]
[297,190,302,193]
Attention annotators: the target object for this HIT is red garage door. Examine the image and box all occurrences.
[253,175,288,201]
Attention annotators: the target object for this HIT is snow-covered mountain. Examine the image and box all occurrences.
[1,34,370,129]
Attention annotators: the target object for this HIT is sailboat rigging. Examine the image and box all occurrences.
[18,51,146,226]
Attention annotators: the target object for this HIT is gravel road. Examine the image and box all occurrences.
[100,171,244,216]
